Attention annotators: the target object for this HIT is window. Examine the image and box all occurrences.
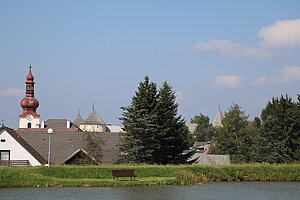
[0,150,10,160]
[0,139,5,142]
[27,122,31,128]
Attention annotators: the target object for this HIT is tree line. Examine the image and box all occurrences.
[119,76,299,164]
[192,95,300,163]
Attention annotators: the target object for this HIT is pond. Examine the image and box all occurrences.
[0,182,299,200]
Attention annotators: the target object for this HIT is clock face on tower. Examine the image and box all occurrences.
[26,115,33,121]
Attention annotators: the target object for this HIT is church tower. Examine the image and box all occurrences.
[212,106,224,127]
[19,65,41,128]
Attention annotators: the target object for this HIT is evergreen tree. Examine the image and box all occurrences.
[291,95,300,160]
[155,82,194,164]
[119,76,160,163]
[119,78,194,164]
[259,95,300,163]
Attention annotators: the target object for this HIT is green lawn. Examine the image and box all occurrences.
[0,164,299,187]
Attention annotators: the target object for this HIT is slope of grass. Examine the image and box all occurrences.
[0,164,299,188]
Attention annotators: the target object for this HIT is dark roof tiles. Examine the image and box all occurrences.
[0,126,48,165]
[18,129,120,164]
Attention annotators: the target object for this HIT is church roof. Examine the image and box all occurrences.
[80,107,106,125]
[212,106,224,127]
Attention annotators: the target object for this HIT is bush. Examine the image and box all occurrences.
[175,170,197,185]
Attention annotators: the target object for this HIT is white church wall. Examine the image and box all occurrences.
[19,117,41,128]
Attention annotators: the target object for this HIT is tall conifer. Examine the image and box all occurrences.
[119,76,160,163]
[259,95,300,163]
[119,78,193,164]
[155,82,193,164]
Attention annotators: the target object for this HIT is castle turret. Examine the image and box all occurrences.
[79,105,107,132]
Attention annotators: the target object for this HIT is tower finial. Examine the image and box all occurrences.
[78,107,80,115]
[92,102,95,110]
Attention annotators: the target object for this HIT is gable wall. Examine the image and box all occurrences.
[0,130,42,166]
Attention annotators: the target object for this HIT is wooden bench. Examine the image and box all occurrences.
[112,170,137,180]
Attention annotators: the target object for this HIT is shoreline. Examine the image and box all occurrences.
[1,164,299,188]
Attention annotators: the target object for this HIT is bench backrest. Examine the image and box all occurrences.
[112,170,135,176]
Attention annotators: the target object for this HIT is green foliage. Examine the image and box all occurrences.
[83,132,104,164]
[1,164,299,187]
[155,82,194,164]
[191,113,215,142]
[175,170,197,185]
[119,77,193,164]
[258,95,300,163]
[191,113,210,125]
[210,104,260,163]
[120,76,160,164]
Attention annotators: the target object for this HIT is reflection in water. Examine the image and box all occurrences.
[0,182,300,200]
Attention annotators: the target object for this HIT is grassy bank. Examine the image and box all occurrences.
[0,164,299,188]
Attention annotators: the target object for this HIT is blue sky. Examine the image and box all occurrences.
[1,0,300,128]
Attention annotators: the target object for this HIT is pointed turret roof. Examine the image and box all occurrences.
[73,110,84,127]
[212,106,224,127]
[80,106,106,125]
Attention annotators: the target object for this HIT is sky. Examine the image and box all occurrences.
[0,0,300,129]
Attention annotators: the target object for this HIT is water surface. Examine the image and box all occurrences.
[1,182,299,200]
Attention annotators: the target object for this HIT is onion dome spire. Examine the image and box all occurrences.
[19,65,40,117]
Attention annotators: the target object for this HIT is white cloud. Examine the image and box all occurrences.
[194,39,271,59]
[251,77,269,85]
[214,75,243,88]
[0,88,23,97]
[194,18,300,59]
[252,65,300,85]
[281,65,300,81]
[258,19,300,48]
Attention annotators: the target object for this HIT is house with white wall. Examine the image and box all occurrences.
[0,126,47,166]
